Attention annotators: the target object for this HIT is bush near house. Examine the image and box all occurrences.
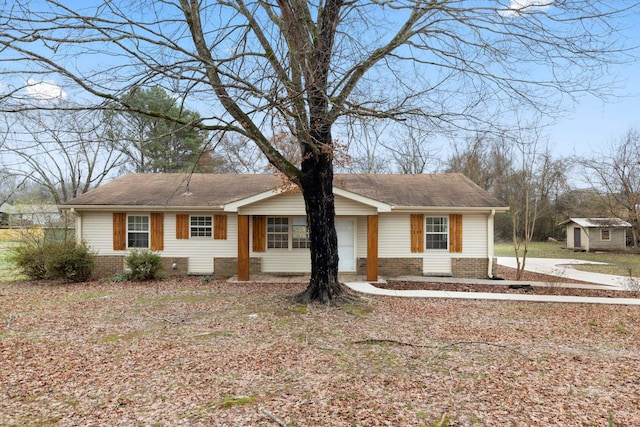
[9,239,94,282]
[124,250,164,281]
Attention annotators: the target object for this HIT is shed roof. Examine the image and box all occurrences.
[61,173,507,210]
[559,218,632,228]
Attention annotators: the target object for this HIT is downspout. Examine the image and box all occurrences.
[487,209,495,278]
[69,208,82,242]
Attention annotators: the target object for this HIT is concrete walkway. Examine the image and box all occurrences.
[343,257,640,305]
[496,257,632,289]
[343,281,640,306]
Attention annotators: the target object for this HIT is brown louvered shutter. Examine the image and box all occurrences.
[410,214,424,252]
[252,215,266,252]
[113,212,126,250]
[176,214,189,239]
[150,213,164,251]
[214,214,227,240]
[449,213,463,253]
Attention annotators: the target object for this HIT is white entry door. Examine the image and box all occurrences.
[336,219,355,272]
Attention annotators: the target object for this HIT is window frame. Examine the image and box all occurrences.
[267,217,290,249]
[601,229,611,241]
[127,214,150,249]
[266,216,310,250]
[190,215,213,238]
[425,216,449,250]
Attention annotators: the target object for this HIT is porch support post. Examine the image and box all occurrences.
[238,215,250,281]
[367,215,378,281]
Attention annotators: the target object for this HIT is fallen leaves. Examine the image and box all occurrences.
[1,277,639,426]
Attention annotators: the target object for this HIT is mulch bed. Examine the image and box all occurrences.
[375,265,639,299]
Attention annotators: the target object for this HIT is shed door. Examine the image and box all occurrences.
[574,227,581,248]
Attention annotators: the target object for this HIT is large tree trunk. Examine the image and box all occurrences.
[294,130,343,304]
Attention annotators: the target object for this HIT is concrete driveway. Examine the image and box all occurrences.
[496,257,633,289]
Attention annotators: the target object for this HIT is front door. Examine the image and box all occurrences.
[574,227,581,248]
[336,219,355,272]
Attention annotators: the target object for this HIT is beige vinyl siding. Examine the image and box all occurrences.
[239,193,376,216]
[356,216,368,258]
[461,214,488,257]
[79,211,237,274]
[377,212,489,275]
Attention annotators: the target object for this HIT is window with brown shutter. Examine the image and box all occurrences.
[113,212,126,250]
[449,213,463,253]
[410,214,424,252]
[252,215,266,252]
[150,212,164,251]
[176,214,189,239]
[214,214,227,240]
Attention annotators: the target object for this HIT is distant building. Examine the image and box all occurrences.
[0,203,64,228]
[559,218,631,252]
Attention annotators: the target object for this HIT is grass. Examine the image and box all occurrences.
[494,241,640,277]
[0,241,24,281]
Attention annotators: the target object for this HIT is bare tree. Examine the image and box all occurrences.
[2,105,124,204]
[0,1,636,302]
[577,128,640,248]
[446,133,513,193]
[500,132,567,279]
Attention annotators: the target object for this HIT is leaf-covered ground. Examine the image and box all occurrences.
[1,278,639,426]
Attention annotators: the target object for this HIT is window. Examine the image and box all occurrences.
[292,217,311,249]
[601,229,611,241]
[266,216,310,249]
[190,215,212,237]
[267,217,289,249]
[425,216,448,250]
[127,215,149,248]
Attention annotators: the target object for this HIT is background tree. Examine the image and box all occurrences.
[0,1,637,302]
[500,133,567,279]
[2,105,123,204]
[577,128,640,248]
[108,86,209,173]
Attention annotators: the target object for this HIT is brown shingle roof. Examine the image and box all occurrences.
[62,173,506,209]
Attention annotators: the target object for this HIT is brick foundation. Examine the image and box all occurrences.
[161,257,188,276]
[93,255,125,278]
[214,257,262,277]
[451,257,491,279]
[357,257,423,277]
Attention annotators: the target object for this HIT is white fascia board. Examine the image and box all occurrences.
[333,188,392,212]
[223,189,282,212]
[61,205,225,212]
[390,206,510,213]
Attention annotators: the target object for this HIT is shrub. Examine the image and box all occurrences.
[125,250,164,281]
[45,241,94,282]
[9,241,47,280]
[9,239,94,282]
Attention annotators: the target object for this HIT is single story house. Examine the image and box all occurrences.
[61,173,509,281]
[559,218,631,252]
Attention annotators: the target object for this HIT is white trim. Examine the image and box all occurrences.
[224,189,281,212]
[391,206,509,213]
[62,205,225,213]
[332,188,392,212]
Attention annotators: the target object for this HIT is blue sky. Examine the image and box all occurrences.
[2,0,639,164]
[546,60,640,157]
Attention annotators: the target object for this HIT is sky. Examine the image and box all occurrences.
[3,0,640,164]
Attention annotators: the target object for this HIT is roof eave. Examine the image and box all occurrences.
[390,206,510,213]
[60,205,226,212]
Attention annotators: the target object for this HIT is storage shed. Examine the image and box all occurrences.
[559,218,631,252]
